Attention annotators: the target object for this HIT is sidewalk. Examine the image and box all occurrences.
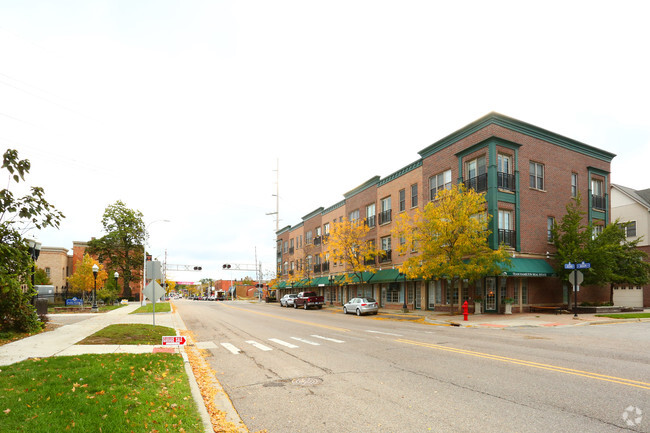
[0,303,243,433]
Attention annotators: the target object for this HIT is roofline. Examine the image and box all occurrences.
[612,183,650,212]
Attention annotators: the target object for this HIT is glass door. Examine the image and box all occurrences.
[415,283,421,309]
[485,277,497,312]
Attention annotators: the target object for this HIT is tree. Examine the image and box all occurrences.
[0,149,64,332]
[392,185,510,313]
[551,195,594,283]
[67,254,108,298]
[324,217,382,285]
[87,201,145,298]
[34,267,52,285]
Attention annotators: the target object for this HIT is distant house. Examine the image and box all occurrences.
[611,184,650,307]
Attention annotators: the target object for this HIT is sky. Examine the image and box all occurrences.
[2,0,649,283]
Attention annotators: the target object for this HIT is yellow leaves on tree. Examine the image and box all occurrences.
[67,253,108,293]
[392,185,510,311]
[324,217,382,284]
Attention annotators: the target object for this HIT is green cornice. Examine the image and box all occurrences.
[377,159,423,187]
[323,200,345,215]
[343,176,380,199]
[289,222,304,231]
[302,207,325,222]
[276,225,292,236]
[419,112,616,163]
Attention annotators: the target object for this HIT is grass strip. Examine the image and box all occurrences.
[131,302,172,314]
[0,353,203,432]
[77,324,176,345]
[595,312,650,319]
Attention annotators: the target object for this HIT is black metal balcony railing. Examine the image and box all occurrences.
[289,247,294,254]
[314,236,321,246]
[313,263,321,273]
[321,262,329,272]
[277,251,282,258]
[364,256,376,266]
[592,194,606,211]
[379,249,392,263]
[463,173,488,193]
[378,209,392,225]
[497,172,515,192]
[498,229,516,247]
[365,215,376,227]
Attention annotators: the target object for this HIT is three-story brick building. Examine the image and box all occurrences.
[275,112,615,312]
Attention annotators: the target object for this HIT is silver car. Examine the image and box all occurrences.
[343,297,379,316]
[280,294,297,307]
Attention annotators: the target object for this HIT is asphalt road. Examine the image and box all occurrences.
[176,300,650,433]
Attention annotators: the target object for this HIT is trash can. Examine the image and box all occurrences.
[35,298,49,316]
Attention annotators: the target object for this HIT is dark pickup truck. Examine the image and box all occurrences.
[293,291,325,310]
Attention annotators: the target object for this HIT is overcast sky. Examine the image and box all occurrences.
[2,1,649,283]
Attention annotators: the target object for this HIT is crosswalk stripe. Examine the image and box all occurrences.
[221,342,241,354]
[246,340,272,351]
[269,338,299,348]
[311,334,345,343]
[290,337,320,346]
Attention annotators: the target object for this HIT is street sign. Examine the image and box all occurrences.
[568,270,584,286]
[564,262,575,270]
[576,261,591,269]
[143,281,165,301]
[162,336,186,346]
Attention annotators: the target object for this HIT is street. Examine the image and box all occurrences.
[176,300,650,433]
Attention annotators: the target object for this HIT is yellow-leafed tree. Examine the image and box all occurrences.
[324,217,382,285]
[392,184,510,313]
[67,253,108,295]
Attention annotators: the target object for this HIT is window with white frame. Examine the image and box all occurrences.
[529,162,544,190]
[411,184,418,208]
[379,197,392,224]
[571,173,578,198]
[366,203,376,227]
[429,169,452,200]
[381,235,392,252]
[399,189,406,212]
[547,217,555,242]
[349,209,359,223]
[306,230,313,244]
[498,154,511,174]
[324,223,330,236]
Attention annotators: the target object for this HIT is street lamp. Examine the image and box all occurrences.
[114,271,119,301]
[328,275,335,305]
[27,238,42,304]
[92,264,99,313]
[142,219,170,304]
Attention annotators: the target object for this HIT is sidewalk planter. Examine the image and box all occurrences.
[474,299,482,315]
[503,298,515,315]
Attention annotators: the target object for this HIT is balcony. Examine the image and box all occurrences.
[592,194,606,211]
[378,209,392,225]
[497,172,515,192]
[364,256,376,266]
[289,247,294,254]
[321,262,330,272]
[314,236,321,246]
[498,229,516,247]
[313,263,322,273]
[365,215,376,228]
[464,173,487,193]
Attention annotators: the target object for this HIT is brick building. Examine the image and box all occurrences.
[35,246,72,295]
[275,112,615,313]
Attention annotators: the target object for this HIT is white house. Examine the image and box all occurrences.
[610,184,650,307]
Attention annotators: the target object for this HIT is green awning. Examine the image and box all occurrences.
[273,281,287,289]
[310,277,331,287]
[501,258,555,277]
[368,269,403,283]
[344,271,375,284]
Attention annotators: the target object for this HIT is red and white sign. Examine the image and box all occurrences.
[162,336,187,346]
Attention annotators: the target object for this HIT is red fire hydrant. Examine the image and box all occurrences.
[462,300,469,321]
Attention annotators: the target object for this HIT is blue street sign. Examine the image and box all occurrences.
[576,262,591,269]
[564,262,576,270]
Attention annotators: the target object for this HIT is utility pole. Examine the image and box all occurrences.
[266,158,280,232]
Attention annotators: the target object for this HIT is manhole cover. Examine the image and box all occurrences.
[292,377,323,387]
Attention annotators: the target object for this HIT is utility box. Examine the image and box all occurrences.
[35,285,55,303]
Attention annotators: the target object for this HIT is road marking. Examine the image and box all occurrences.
[366,330,403,337]
[196,341,218,349]
[218,303,350,333]
[311,335,345,343]
[291,337,320,345]
[396,338,650,391]
[220,342,240,354]
[269,338,299,348]
[246,340,272,351]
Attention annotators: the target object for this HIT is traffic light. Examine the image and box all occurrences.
[223,264,231,269]
[193,266,202,271]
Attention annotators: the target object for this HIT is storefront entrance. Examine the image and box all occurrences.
[485,277,497,313]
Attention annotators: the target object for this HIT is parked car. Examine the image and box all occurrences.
[343,297,379,316]
[293,291,325,309]
[280,294,297,307]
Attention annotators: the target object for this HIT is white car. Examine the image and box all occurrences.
[343,297,379,316]
[280,294,297,307]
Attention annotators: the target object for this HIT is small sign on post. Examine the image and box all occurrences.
[162,336,186,346]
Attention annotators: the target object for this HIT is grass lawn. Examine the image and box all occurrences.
[132,302,172,314]
[0,353,203,432]
[595,312,650,319]
[77,324,176,345]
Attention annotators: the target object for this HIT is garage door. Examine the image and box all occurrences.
[613,286,644,308]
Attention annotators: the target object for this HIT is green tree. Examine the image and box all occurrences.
[0,149,64,332]
[551,195,594,283]
[34,267,52,285]
[67,254,108,296]
[393,184,510,313]
[87,201,145,298]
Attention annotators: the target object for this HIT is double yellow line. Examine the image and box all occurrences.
[397,339,650,390]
